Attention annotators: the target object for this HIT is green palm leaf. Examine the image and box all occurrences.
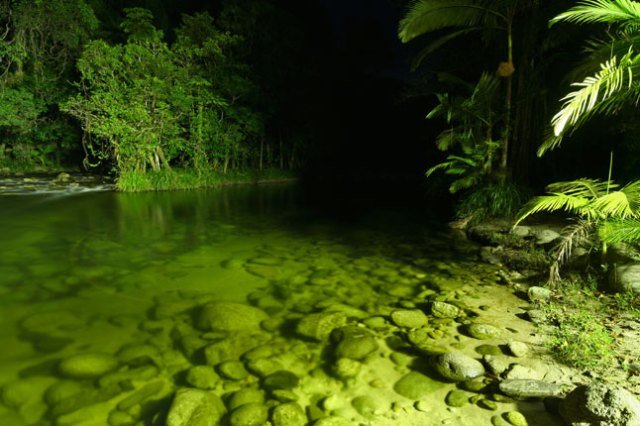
[514,194,592,226]
[551,0,640,27]
[546,178,613,198]
[591,190,638,217]
[398,0,506,43]
[599,218,640,243]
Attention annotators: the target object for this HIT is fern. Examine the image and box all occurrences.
[599,218,640,243]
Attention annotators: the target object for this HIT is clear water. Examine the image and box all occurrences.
[0,182,561,425]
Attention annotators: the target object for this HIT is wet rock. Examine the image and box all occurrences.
[99,365,158,388]
[296,312,347,341]
[204,333,268,365]
[58,353,118,379]
[505,411,528,426]
[475,344,502,356]
[430,302,460,319]
[50,383,123,417]
[498,379,562,400]
[407,329,448,354]
[229,402,269,426]
[333,330,378,361]
[272,402,307,426]
[197,302,268,332]
[1,378,50,409]
[393,371,440,400]
[246,357,283,378]
[534,229,560,245]
[465,324,500,340]
[507,342,528,358]
[186,366,220,390]
[218,361,249,381]
[559,383,640,426]
[527,286,551,303]
[44,381,88,407]
[433,352,485,382]
[483,354,511,376]
[445,390,470,407]
[263,371,299,390]
[610,264,640,295]
[228,388,265,411]
[116,343,161,367]
[390,309,428,328]
[166,388,226,426]
[478,398,498,410]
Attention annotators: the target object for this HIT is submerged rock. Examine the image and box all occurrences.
[465,323,500,340]
[430,302,460,319]
[272,402,307,426]
[559,383,640,426]
[296,312,347,341]
[58,353,118,379]
[229,402,268,426]
[433,352,485,382]
[166,388,226,426]
[228,388,265,411]
[186,366,220,390]
[393,371,440,400]
[196,302,268,331]
[390,309,428,328]
[262,370,299,390]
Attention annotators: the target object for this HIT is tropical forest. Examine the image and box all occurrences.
[3,0,640,425]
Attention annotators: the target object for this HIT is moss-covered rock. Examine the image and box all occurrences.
[433,352,485,382]
[263,371,299,390]
[296,312,347,341]
[465,324,500,340]
[445,390,469,407]
[390,309,428,328]
[217,361,249,381]
[430,302,460,319]
[186,366,220,390]
[228,388,265,411]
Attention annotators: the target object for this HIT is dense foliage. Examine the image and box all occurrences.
[0,0,311,186]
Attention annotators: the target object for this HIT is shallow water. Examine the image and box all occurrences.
[0,182,562,425]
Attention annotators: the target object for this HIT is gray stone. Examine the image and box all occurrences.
[393,371,440,399]
[229,403,268,426]
[511,226,531,237]
[483,355,511,376]
[390,309,428,328]
[534,229,561,245]
[166,388,226,426]
[507,342,529,358]
[430,302,460,319]
[527,286,552,303]
[611,264,640,295]
[466,323,500,340]
[58,353,118,379]
[559,383,640,426]
[186,366,220,390]
[498,379,562,400]
[296,312,347,341]
[272,402,307,426]
[433,352,485,382]
[197,302,268,331]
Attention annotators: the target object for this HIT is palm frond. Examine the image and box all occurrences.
[546,178,613,198]
[591,189,638,218]
[551,50,638,138]
[411,28,481,70]
[551,0,640,28]
[549,220,595,284]
[599,218,640,243]
[514,194,592,226]
[398,0,506,43]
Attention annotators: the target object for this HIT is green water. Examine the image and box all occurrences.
[0,184,560,425]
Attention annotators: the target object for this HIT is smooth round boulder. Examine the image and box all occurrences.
[58,353,118,379]
[433,352,485,382]
[393,371,440,400]
[229,403,269,426]
[262,371,299,390]
[465,324,500,340]
[335,336,378,360]
[271,402,306,426]
[296,312,347,341]
[197,302,268,331]
[166,388,226,426]
[430,302,460,319]
[390,309,428,328]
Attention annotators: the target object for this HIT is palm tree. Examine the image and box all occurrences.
[398,0,521,178]
[539,0,640,155]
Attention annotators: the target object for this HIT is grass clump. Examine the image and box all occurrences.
[456,182,529,224]
[116,168,297,192]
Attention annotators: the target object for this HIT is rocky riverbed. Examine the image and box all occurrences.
[1,187,638,425]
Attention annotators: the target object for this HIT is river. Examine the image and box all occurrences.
[0,179,562,425]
